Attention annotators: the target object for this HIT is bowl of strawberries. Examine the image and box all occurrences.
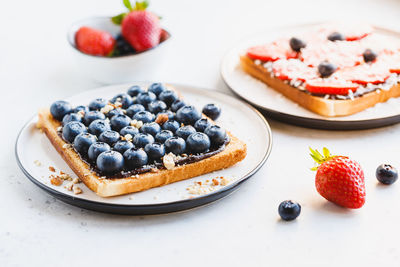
[67,0,171,84]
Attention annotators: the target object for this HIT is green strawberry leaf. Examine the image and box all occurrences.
[123,0,134,11]
[322,147,330,158]
[309,147,338,171]
[111,13,126,25]
[134,0,149,10]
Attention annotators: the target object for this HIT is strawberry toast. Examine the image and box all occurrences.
[240,23,400,117]
[37,83,246,197]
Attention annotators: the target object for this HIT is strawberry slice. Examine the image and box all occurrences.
[247,39,297,61]
[272,59,318,82]
[305,78,359,95]
[337,64,391,85]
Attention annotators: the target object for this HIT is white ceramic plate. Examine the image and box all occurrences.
[16,83,272,215]
[221,23,400,129]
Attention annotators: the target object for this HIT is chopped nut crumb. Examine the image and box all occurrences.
[49,166,56,172]
[56,126,62,131]
[155,113,169,125]
[62,144,72,149]
[72,185,82,195]
[163,153,176,170]
[124,134,133,142]
[64,182,73,191]
[130,119,144,129]
[219,177,231,186]
[77,110,85,117]
[50,176,63,186]
[72,177,80,184]
[212,179,219,186]
[33,160,42,167]
[100,104,114,114]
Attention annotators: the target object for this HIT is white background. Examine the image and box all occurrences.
[2,0,400,266]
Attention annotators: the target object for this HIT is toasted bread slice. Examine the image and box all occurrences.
[240,55,400,117]
[37,109,247,197]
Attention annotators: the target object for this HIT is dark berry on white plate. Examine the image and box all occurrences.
[327,32,345,41]
[88,98,107,111]
[194,118,212,132]
[62,121,87,143]
[136,92,156,106]
[148,100,167,114]
[176,125,196,140]
[97,151,124,174]
[110,93,133,109]
[126,104,145,118]
[113,140,134,154]
[106,108,124,119]
[144,143,165,160]
[127,85,144,97]
[289,37,306,52]
[98,130,120,145]
[88,142,111,162]
[73,105,89,114]
[110,114,131,132]
[187,132,210,154]
[278,200,301,221]
[318,61,337,78]
[202,103,221,120]
[124,148,148,169]
[176,105,202,125]
[165,137,186,155]
[84,111,106,126]
[148,83,167,96]
[376,164,398,185]
[158,90,178,106]
[50,100,72,121]
[133,111,155,123]
[162,120,180,133]
[73,133,97,155]
[155,130,174,143]
[140,122,161,136]
[171,100,186,112]
[133,133,154,148]
[204,125,227,146]
[88,119,111,136]
[157,110,175,121]
[120,126,139,137]
[62,113,83,125]
[363,49,377,63]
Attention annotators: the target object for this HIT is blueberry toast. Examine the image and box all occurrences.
[37,83,247,197]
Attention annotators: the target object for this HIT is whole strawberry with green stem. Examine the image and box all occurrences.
[310,147,366,209]
[112,0,161,52]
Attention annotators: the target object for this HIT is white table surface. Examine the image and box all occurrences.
[2,0,400,266]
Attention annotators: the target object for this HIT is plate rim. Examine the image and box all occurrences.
[15,83,273,214]
[220,23,400,129]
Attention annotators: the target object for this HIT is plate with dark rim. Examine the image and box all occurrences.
[15,83,272,215]
[221,23,400,130]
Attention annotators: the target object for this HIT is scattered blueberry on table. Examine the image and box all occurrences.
[278,200,301,221]
[376,164,398,185]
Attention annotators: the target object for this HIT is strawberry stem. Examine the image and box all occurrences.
[309,147,336,171]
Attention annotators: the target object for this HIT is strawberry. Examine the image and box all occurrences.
[247,39,298,62]
[112,0,161,52]
[305,78,359,95]
[310,147,366,209]
[272,59,318,82]
[75,26,116,56]
[337,64,391,85]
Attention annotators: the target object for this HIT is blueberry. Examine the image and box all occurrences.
[157,111,175,121]
[148,100,167,114]
[62,121,87,143]
[204,125,227,146]
[289,37,306,52]
[126,104,145,118]
[84,111,106,126]
[148,83,167,96]
[120,126,139,136]
[140,122,161,136]
[88,119,111,136]
[73,133,97,155]
[162,120,180,133]
[164,137,186,155]
[327,32,345,41]
[176,105,202,125]
[106,108,124,119]
[187,132,210,154]
[158,90,178,106]
[123,148,148,169]
[318,61,337,78]
[155,130,174,143]
[127,85,144,97]
[110,114,131,131]
[194,118,212,132]
[171,100,186,112]
[133,133,154,148]
[50,100,72,121]
[96,151,124,174]
[376,164,398,185]
[133,111,155,123]
[73,105,89,114]
[363,49,377,63]
[202,104,221,121]
[144,143,165,160]
[98,130,120,145]
[136,92,156,106]
[110,93,133,109]
[113,140,134,154]
[62,113,83,125]
[176,125,196,140]
[114,34,136,56]
[88,98,107,111]
[88,142,111,162]
[278,200,301,221]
